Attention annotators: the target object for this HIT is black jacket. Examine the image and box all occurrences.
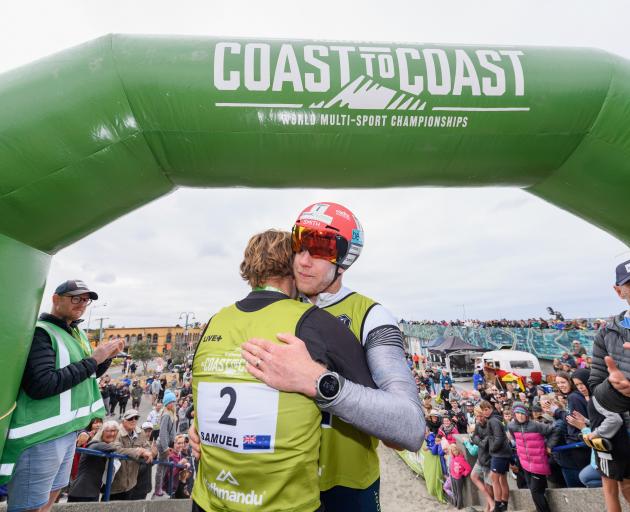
[488,415,512,459]
[68,440,115,498]
[589,311,630,413]
[472,420,492,468]
[22,313,112,399]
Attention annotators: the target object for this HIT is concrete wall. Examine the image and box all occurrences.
[0,501,192,512]
[510,488,630,512]
[1,490,628,512]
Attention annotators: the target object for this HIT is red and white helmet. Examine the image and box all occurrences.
[292,202,364,270]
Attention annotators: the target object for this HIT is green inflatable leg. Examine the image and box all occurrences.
[0,234,50,460]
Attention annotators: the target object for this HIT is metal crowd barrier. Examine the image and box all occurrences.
[76,447,189,501]
[551,441,587,452]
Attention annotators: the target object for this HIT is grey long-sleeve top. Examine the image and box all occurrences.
[313,288,425,452]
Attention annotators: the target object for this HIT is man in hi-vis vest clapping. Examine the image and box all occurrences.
[1,280,123,512]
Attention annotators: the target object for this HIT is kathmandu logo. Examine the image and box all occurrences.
[206,477,264,506]
[216,470,239,486]
[309,75,425,111]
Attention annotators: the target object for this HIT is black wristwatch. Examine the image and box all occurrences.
[315,371,342,402]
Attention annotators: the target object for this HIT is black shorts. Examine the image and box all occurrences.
[595,450,630,482]
[320,478,380,512]
[490,456,511,474]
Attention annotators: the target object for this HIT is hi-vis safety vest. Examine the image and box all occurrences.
[0,321,105,483]
[319,292,381,491]
[192,299,322,512]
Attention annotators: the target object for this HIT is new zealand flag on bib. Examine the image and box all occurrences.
[243,434,271,450]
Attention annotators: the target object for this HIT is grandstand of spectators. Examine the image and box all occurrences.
[399,317,603,360]
[400,317,605,330]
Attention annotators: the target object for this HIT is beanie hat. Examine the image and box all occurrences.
[163,391,176,407]
[512,402,529,417]
[571,368,591,392]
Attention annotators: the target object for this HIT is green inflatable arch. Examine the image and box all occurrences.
[1,34,630,459]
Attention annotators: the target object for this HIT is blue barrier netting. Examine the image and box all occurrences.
[75,447,189,501]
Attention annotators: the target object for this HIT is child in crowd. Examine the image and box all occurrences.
[482,399,512,512]
[508,402,560,512]
[465,406,495,512]
[423,431,448,502]
[443,443,471,508]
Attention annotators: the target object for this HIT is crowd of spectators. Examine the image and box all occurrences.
[63,360,195,502]
[404,335,630,512]
[400,317,605,330]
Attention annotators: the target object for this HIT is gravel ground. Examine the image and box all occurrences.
[378,444,455,512]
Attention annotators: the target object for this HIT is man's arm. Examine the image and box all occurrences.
[242,306,424,451]
[22,329,122,399]
[96,359,112,378]
[320,326,425,451]
[588,328,610,391]
[590,396,624,438]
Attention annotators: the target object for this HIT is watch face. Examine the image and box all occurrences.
[319,374,340,399]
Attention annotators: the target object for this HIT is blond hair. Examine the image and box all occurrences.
[449,444,462,456]
[240,230,294,288]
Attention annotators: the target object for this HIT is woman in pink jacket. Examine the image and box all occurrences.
[507,402,561,512]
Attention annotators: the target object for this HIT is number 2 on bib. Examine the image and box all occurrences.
[197,382,279,453]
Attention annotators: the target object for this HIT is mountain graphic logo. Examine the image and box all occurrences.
[310,75,426,111]
[216,470,239,486]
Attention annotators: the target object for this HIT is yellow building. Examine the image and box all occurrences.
[97,324,205,354]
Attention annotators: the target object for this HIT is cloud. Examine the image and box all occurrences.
[95,272,116,284]
[36,185,629,326]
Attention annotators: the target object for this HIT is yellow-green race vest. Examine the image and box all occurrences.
[319,292,380,491]
[0,320,105,483]
[192,299,322,512]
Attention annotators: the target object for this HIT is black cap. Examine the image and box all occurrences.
[54,280,98,300]
[615,259,630,286]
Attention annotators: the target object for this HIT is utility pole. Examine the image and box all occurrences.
[179,312,196,352]
[95,317,110,346]
[86,303,107,343]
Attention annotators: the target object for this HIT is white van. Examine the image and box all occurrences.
[479,350,543,384]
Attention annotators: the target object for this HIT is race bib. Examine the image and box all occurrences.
[197,382,279,453]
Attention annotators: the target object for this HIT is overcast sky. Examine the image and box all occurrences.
[3,0,629,327]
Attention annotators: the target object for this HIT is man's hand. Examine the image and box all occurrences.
[566,413,587,430]
[137,448,153,463]
[605,355,630,397]
[92,338,124,364]
[241,333,326,398]
[189,424,201,460]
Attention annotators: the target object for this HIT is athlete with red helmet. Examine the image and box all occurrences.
[241,202,425,512]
